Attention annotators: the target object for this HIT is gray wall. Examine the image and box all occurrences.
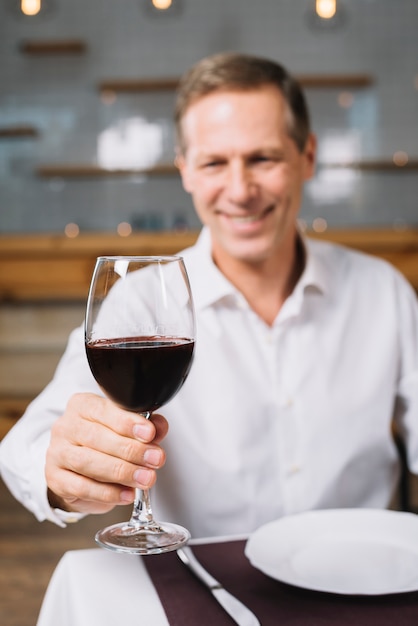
[1,0,417,233]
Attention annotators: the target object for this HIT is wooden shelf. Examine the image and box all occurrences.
[99,78,179,93]
[98,74,373,94]
[36,163,177,178]
[20,39,87,55]
[323,160,418,171]
[296,74,373,88]
[35,159,418,179]
[0,126,39,138]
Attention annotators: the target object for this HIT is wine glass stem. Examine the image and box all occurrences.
[131,488,154,527]
[129,411,156,529]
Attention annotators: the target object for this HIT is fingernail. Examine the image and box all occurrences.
[144,448,162,467]
[133,423,152,441]
[120,489,135,503]
[134,468,153,487]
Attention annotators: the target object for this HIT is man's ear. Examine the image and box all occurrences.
[175,152,193,193]
[303,133,317,181]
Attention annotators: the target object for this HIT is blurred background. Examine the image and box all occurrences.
[0,0,417,234]
[0,2,417,623]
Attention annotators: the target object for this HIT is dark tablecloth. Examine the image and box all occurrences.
[144,539,418,625]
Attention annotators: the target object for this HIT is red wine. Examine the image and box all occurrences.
[86,336,194,413]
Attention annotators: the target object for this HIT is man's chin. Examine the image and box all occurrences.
[218,236,276,265]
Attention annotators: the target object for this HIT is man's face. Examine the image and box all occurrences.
[177,85,316,268]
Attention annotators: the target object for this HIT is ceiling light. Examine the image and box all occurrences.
[316,0,336,19]
[152,0,172,9]
[21,0,41,15]
[143,0,182,17]
[7,0,55,18]
[307,0,345,30]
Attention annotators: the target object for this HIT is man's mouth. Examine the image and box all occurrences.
[230,214,261,224]
[222,206,274,223]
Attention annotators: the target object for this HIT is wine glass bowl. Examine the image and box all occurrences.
[85,256,195,554]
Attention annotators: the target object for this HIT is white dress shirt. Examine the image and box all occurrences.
[1,228,418,538]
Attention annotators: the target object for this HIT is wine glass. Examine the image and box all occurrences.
[85,255,195,555]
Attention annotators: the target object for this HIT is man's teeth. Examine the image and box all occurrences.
[230,214,260,223]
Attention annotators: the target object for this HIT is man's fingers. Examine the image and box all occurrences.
[68,393,158,441]
[149,413,169,443]
[45,393,170,516]
[48,470,136,513]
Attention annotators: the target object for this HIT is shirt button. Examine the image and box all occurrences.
[279,396,293,408]
[289,464,301,475]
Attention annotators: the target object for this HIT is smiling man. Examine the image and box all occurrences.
[176,79,315,324]
[1,53,418,539]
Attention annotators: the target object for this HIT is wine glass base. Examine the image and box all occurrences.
[95,520,191,555]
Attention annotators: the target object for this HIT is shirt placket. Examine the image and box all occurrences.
[271,319,306,515]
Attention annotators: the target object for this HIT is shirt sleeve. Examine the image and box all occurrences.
[392,273,418,474]
[0,324,101,525]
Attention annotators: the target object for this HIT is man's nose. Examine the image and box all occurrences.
[226,163,256,204]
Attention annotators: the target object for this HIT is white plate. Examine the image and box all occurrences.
[245,509,418,595]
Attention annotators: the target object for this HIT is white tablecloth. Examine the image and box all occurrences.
[36,549,170,626]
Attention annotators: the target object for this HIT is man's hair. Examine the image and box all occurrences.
[174,52,311,154]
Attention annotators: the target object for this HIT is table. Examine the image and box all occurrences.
[37,539,418,626]
[36,548,170,626]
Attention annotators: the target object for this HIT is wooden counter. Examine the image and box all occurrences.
[0,231,197,302]
[1,228,417,302]
[1,228,417,435]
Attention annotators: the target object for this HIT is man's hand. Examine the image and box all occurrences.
[45,392,168,515]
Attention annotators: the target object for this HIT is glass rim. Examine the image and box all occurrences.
[95,255,184,262]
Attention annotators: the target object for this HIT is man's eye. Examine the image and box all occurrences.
[202,161,223,169]
[252,155,271,163]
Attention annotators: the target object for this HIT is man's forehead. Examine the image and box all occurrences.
[182,84,286,114]
[180,89,291,149]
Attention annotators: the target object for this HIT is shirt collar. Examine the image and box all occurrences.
[183,228,238,311]
[296,235,333,296]
[182,227,332,313]
[273,235,331,324]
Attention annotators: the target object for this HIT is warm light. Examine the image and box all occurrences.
[117,222,132,237]
[152,0,172,9]
[312,217,328,233]
[100,90,117,105]
[144,0,180,17]
[64,223,80,238]
[393,151,409,167]
[21,0,42,16]
[316,0,337,19]
[338,91,354,109]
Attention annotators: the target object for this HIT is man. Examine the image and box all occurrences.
[1,53,418,539]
